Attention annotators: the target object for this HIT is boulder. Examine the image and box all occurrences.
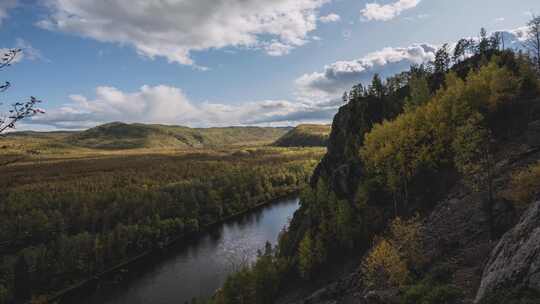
[526,120,540,148]
[474,201,540,302]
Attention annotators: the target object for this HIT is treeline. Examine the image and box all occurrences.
[211,27,540,304]
[0,147,323,303]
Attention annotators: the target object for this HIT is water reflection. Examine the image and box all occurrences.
[79,197,299,304]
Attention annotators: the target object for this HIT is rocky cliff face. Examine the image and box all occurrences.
[475,201,540,303]
[285,135,540,304]
[311,95,391,200]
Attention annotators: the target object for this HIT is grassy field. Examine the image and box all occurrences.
[0,126,325,303]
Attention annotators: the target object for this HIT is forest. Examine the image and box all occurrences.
[0,146,324,303]
[209,23,540,304]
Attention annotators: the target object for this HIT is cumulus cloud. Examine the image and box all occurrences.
[0,0,17,26]
[296,43,436,101]
[28,85,340,129]
[320,13,341,23]
[29,28,531,130]
[361,0,421,21]
[38,0,329,66]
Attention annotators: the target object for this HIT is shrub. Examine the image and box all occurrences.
[389,216,425,271]
[401,280,461,304]
[362,239,410,289]
[504,161,540,207]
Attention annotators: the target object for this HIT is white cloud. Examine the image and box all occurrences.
[0,0,17,26]
[38,0,329,66]
[320,13,341,23]
[264,41,295,56]
[29,28,532,130]
[29,85,340,129]
[14,38,44,61]
[295,43,436,101]
[361,0,421,21]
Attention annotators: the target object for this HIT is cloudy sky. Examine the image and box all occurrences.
[0,0,539,130]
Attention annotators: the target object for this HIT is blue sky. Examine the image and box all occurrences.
[0,0,539,130]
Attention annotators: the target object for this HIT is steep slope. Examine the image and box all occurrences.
[274,124,331,147]
[273,52,540,304]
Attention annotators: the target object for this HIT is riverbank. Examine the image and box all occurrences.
[47,190,300,304]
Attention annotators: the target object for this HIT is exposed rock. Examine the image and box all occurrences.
[474,201,540,303]
[363,289,400,304]
[526,120,540,148]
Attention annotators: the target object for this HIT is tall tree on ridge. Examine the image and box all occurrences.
[524,15,540,71]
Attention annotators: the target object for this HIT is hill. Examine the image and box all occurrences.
[1,122,291,151]
[274,124,331,147]
[68,122,290,149]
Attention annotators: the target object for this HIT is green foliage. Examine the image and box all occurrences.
[0,285,8,304]
[452,112,494,193]
[1,122,289,152]
[362,58,524,215]
[404,74,431,110]
[274,124,331,147]
[388,216,425,271]
[69,123,290,149]
[0,147,323,301]
[215,243,282,304]
[362,216,423,289]
[298,233,314,279]
[401,279,461,304]
[210,50,540,304]
[504,161,540,207]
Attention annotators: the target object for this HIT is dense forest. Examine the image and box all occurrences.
[0,146,324,303]
[208,24,540,304]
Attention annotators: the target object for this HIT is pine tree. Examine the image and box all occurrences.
[525,15,540,71]
[298,232,314,279]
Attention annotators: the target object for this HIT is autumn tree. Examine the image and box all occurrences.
[362,238,409,289]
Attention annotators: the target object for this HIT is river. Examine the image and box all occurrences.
[77,197,300,304]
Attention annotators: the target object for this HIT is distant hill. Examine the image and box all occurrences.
[65,122,290,149]
[274,124,331,147]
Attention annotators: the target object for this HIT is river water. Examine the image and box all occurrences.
[79,197,300,304]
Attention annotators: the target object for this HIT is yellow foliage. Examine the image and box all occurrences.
[389,216,425,270]
[504,161,540,207]
[361,60,520,207]
[362,239,410,289]
[463,60,519,113]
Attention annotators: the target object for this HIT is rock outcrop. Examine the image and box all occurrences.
[475,201,540,303]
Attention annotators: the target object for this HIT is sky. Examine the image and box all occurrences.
[0,0,539,130]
